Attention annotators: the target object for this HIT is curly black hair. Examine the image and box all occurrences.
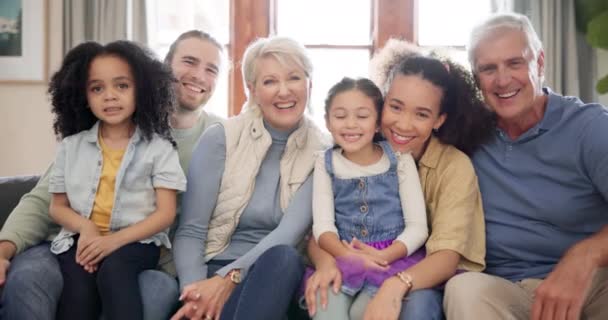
[372,40,495,155]
[48,40,176,147]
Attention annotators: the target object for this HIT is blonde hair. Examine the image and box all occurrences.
[241,36,313,109]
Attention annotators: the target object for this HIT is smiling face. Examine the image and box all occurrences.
[86,55,136,127]
[474,28,545,125]
[326,89,379,160]
[170,37,221,111]
[381,74,446,160]
[249,56,310,131]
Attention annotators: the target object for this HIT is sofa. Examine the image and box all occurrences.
[0,175,40,228]
[0,175,311,319]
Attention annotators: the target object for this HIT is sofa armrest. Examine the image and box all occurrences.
[0,175,40,228]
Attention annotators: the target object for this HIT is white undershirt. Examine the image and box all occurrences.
[312,148,428,256]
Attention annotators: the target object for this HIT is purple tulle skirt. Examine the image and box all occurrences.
[301,239,426,299]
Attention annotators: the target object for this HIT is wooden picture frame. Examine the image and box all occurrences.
[0,0,48,83]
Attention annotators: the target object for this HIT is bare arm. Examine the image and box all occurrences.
[531,225,608,320]
[531,107,608,320]
[49,193,95,233]
[317,232,350,258]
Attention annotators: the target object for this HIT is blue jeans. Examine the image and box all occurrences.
[400,288,444,320]
[0,242,179,320]
[0,243,62,320]
[218,245,305,320]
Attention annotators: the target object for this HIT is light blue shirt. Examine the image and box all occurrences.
[473,88,608,281]
[49,122,187,254]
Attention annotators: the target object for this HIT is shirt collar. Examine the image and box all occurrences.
[418,136,443,169]
[495,87,563,142]
[537,87,564,131]
[84,121,141,145]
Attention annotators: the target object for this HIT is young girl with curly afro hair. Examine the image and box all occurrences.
[47,40,186,320]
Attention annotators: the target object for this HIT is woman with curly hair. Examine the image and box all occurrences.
[304,39,495,320]
[47,40,186,320]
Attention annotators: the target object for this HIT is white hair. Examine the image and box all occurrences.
[468,12,543,72]
[241,36,313,109]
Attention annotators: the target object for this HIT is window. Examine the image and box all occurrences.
[417,0,495,69]
[146,0,497,118]
[146,0,229,118]
[274,0,372,128]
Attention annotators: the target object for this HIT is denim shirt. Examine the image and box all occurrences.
[49,122,187,254]
[326,140,404,243]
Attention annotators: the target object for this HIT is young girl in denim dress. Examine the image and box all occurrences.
[47,40,186,320]
[308,77,428,319]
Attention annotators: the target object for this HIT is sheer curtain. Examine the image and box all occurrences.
[63,0,147,54]
[507,0,597,102]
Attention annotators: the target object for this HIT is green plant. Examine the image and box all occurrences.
[575,0,608,94]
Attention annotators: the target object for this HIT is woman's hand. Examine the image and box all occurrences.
[305,260,342,317]
[171,275,236,320]
[363,277,408,320]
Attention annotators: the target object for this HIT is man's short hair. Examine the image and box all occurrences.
[468,12,543,72]
[163,30,225,67]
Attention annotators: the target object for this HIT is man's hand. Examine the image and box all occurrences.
[171,275,236,320]
[0,258,10,287]
[531,240,599,320]
[0,241,17,287]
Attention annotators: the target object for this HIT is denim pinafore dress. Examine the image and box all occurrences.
[326,141,425,295]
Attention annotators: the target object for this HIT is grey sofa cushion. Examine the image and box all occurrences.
[0,175,40,228]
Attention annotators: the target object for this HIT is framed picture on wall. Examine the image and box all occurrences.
[0,0,47,83]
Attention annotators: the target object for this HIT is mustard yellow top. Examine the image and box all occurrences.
[90,135,125,235]
[418,136,486,272]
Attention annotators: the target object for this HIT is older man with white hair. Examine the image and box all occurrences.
[444,12,608,320]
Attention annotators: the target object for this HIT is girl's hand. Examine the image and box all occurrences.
[363,277,406,320]
[305,261,342,317]
[348,238,387,261]
[76,221,100,262]
[171,275,236,320]
[341,240,389,271]
[82,263,98,273]
[77,233,123,267]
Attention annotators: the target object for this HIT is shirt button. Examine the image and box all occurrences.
[358,179,365,189]
[361,229,368,237]
[97,160,102,166]
[360,205,368,213]
[91,188,96,194]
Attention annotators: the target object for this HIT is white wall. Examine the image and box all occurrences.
[598,49,608,106]
[0,2,62,176]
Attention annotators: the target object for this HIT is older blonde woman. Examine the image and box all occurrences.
[172,36,328,320]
